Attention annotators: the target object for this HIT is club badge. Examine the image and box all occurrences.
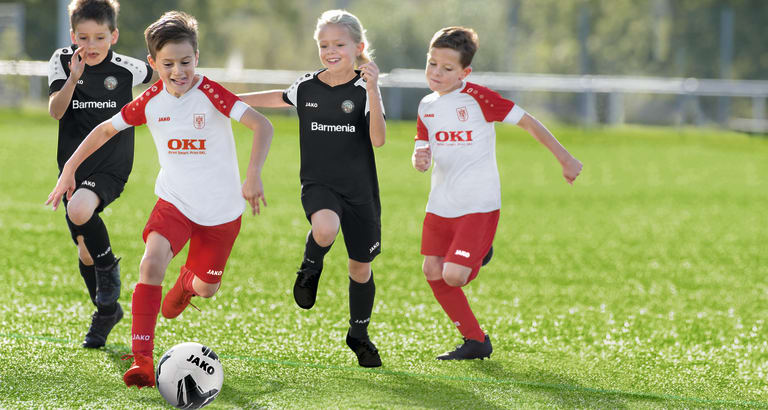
[193,114,206,129]
[456,106,469,122]
[104,76,118,91]
[341,100,355,114]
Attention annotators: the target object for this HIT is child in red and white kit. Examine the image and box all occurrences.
[412,27,583,360]
[47,11,274,387]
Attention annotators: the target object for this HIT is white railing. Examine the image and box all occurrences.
[2,60,766,131]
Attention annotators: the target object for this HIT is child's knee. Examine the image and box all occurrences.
[67,202,94,226]
[195,280,220,298]
[422,259,442,281]
[139,255,166,283]
[311,225,337,246]
[442,268,468,287]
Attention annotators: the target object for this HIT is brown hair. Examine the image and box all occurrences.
[68,0,119,32]
[144,11,198,59]
[429,26,478,68]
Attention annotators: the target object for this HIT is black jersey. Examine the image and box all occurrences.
[48,46,152,182]
[283,69,384,204]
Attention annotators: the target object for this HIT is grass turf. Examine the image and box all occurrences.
[0,108,767,408]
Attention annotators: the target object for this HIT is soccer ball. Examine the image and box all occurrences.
[155,342,224,409]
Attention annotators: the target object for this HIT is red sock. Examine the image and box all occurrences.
[428,279,485,342]
[180,266,197,295]
[130,283,162,356]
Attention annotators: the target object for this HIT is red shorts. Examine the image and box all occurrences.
[421,210,499,276]
[143,198,241,284]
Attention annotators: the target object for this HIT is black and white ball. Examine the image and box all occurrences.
[155,342,223,409]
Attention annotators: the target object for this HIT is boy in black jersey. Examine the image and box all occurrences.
[47,0,153,349]
[239,9,386,367]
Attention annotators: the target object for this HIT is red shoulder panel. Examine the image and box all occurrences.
[461,82,515,123]
[198,76,240,117]
[121,79,163,126]
[415,116,429,141]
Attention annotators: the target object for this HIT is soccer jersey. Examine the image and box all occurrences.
[48,46,152,182]
[283,69,383,204]
[111,76,250,226]
[416,81,526,218]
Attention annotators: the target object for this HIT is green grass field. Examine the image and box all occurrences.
[1,108,767,408]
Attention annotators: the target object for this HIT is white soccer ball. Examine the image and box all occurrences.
[155,342,224,409]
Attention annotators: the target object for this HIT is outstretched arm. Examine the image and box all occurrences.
[517,113,583,184]
[45,120,120,209]
[238,108,274,215]
[237,90,291,108]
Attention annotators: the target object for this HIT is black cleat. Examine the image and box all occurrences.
[95,258,121,308]
[437,334,493,360]
[293,263,322,309]
[481,246,493,267]
[346,331,382,368]
[83,302,123,348]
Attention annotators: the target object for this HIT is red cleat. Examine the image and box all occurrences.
[123,354,155,388]
[162,269,196,319]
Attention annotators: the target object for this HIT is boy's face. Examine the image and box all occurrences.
[425,47,472,95]
[70,20,118,66]
[316,24,363,74]
[148,41,199,98]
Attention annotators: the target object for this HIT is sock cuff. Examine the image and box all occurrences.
[133,283,162,314]
[349,270,374,286]
[307,230,333,252]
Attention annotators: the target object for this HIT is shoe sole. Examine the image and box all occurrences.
[124,373,155,388]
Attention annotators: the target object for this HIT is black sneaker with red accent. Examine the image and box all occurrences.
[437,334,493,360]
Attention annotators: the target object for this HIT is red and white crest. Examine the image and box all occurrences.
[456,106,469,122]
[193,114,206,129]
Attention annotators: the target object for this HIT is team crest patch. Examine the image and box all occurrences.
[341,100,355,114]
[193,114,206,129]
[456,106,469,122]
[104,76,118,90]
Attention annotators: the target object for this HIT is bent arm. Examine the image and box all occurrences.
[48,82,77,120]
[237,90,291,108]
[368,87,386,147]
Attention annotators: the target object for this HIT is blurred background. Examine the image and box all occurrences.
[1,0,767,130]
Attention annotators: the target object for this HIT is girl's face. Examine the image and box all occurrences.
[148,41,199,98]
[425,47,472,95]
[316,24,363,74]
[70,20,118,66]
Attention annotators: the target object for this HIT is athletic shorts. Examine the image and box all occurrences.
[301,183,381,263]
[421,210,499,274]
[142,198,242,284]
[63,172,126,244]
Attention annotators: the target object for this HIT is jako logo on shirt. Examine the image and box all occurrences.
[158,116,170,122]
[72,100,117,110]
[167,138,207,155]
[455,249,471,258]
[305,102,318,108]
[311,122,356,132]
[435,130,473,142]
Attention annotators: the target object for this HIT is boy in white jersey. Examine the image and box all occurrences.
[47,11,274,388]
[412,27,583,360]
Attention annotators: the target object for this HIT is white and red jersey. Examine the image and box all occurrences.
[111,76,250,226]
[416,81,526,218]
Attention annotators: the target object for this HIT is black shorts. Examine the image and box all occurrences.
[300,184,381,263]
[63,173,126,244]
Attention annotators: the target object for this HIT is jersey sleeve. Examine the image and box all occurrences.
[415,116,429,142]
[283,72,316,106]
[113,80,163,130]
[48,47,71,95]
[463,83,517,123]
[199,77,244,119]
[112,52,153,87]
[502,105,527,125]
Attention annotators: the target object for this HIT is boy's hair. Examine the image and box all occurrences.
[144,11,198,59]
[68,0,119,32]
[314,9,373,67]
[429,27,479,68]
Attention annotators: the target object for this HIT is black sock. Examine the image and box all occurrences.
[303,230,332,270]
[348,271,375,339]
[78,214,116,269]
[79,260,97,306]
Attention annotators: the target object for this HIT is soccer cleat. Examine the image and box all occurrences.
[293,263,322,309]
[346,330,382,368]
[123,354,156,388]
[162,270,196,319]
[82,302,124,348]
[481,246,493,267]
[95,258,121,308]
[437,334,493,360]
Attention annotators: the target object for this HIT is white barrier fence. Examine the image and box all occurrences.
[2,60,767,132]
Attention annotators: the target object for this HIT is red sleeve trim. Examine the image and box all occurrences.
[461,82,515,123]
[199,76,241,117]
[415,116,429,141]
[120,79,163,126]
